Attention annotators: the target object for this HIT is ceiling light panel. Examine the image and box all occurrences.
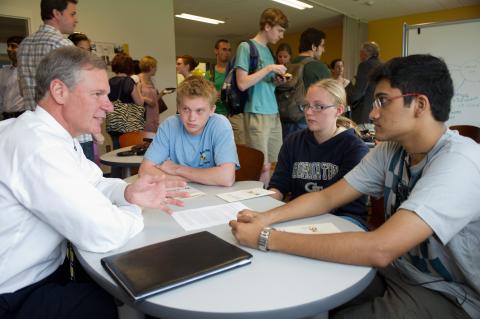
[272,0,313,10]
[175,13,225,25]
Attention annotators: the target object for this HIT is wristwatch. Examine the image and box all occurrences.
[258,227,274,251]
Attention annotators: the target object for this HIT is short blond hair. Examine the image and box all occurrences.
[309,78,347,106]
[176,76,217,107]
[139,56,157,73]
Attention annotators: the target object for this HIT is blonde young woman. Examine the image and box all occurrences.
[268,78,369,229]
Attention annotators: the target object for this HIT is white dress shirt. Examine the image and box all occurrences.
[0,107,144,294]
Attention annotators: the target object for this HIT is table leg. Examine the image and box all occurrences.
[122,167,132,178]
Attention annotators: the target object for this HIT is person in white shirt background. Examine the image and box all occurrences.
[0,36,25,120]
[0,46,187,318]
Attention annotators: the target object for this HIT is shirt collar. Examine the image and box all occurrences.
[34,106,74,142]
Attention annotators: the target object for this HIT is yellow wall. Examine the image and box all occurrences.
[369,5,480,61]
[271,23,343,67]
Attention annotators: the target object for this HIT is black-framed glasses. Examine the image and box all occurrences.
[298,103,337,112]
[372,93,420,109]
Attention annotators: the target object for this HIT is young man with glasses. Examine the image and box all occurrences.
[139,76,239,187]
[268,79,368,229]
[230,54,480,319]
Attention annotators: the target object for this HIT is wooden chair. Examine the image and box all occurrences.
[449,125,480,143]
[235,144,264,181]
[119,131,155,148]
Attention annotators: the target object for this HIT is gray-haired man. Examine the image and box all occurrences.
[0,46,186,318]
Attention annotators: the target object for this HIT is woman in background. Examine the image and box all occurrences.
[108,53,145,149]
[176,55,198,79]
[138,56,160,133]
[275,43,292,65]
[330,58,350,88]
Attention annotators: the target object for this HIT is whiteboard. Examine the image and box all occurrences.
[403,19,480,127]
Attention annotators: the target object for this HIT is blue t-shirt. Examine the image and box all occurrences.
[144,114,239,169]
[234,40,277,114]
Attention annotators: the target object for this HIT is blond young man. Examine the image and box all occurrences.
[139,76,239,186]
[234,8,289,187]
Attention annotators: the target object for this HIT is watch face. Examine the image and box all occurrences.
[258,227,272,251]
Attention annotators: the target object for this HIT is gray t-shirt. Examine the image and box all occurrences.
[345,129,480,317]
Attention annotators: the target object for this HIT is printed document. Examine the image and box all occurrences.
[217,188,275,202]
[172,202,249,231]
[169,185,205,200]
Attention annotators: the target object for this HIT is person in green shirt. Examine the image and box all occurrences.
[205,39,231,116]
[284,28,331,139]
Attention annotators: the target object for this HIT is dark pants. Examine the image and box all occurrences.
[0,260,117,319]
[331,266,470,319]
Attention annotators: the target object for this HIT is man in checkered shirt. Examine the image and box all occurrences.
[17,0,97,162]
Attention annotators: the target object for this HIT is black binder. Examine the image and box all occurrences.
[101,231,252,302]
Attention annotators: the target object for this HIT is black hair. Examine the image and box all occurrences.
[330,58,342,70]
[41,0,78,21]
[214,39,229,49]
[276,43,292,56]
[7,36,25,45]
[67,32,88,46]
[299,28,325,53]
[370,54,453,122]
[132,59,141,75]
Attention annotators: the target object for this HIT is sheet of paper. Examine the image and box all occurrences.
[217,188,275,202]
[172,202,249,231]
[276,222,341,234]
[168,185,205,200]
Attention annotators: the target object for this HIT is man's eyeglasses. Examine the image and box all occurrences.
[299,103,337,112]
[372,93,420,109]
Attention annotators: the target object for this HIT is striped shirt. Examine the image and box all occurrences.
[17,24,73,111]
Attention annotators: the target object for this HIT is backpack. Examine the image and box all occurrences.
[221,40,259,116]
[275,57,314,123]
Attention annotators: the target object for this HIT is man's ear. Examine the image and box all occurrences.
[49,79,69,105]
[210,104,216,115]
[52,9,62,19]
[414,95,429,117]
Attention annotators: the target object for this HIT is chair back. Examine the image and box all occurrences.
[235,144,264,181]
[119,131,155,148]
[450,125,480,143]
